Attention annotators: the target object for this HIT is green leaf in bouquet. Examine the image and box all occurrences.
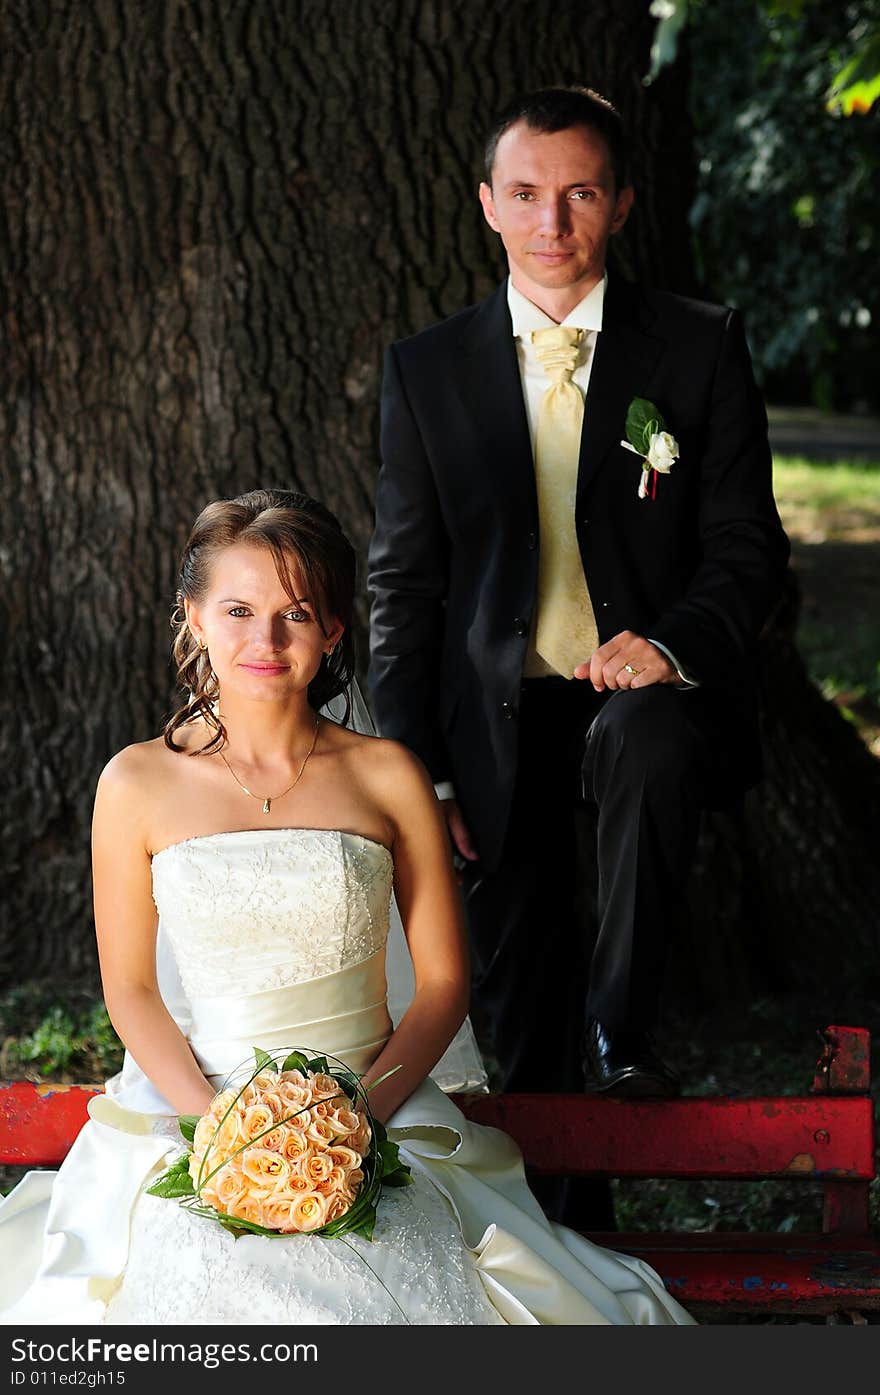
[306,1055,330,1074]
[378,1138,403,1175]
[381,1165,413,1188]
[252,1046,275,1073]
[348,1209,377,1242]
[280,1050,309,1074]
[177,1114,199,1145]
[146,1160,196,1200]
[625,397,664,456]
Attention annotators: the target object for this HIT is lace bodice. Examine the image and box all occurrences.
[151,828,393,999]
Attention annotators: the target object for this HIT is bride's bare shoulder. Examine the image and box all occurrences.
[96,726,205,798]
[327,723,433,802]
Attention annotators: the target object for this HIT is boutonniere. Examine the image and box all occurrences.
[620,397,679,500]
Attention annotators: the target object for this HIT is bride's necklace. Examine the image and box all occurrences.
[218,717,320,815]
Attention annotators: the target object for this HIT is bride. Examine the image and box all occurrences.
[0,489,693,1326]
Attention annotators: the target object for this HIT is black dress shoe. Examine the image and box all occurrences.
[583,1019,681,1098]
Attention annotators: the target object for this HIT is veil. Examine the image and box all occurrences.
[322,681,488,1094]
[146,680,488,1099]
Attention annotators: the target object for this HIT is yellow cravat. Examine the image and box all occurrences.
[529,325,599,678]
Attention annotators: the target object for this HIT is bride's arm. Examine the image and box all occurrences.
[357,742,470,1121]
[92,748,216,1116]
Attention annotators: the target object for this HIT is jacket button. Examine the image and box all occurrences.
[527,531,537,550]
[513,617,527,637]
[501,700,517,719]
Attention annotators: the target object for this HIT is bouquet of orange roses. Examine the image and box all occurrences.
[147,1047,411,1241]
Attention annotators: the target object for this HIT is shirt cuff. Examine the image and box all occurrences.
[646,638,700,688]
[434,780,456,802]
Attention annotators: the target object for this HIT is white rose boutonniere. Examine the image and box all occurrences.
[620,397,680,500]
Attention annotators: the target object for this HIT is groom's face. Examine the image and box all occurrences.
[479,121,633,304]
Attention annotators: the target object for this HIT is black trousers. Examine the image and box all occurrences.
[462,677,734,1227]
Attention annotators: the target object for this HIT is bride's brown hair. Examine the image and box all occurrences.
[164,489,356,753]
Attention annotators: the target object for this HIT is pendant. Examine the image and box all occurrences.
[262,798,271,815]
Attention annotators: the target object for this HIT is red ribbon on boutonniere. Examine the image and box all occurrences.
[620,397,679,500]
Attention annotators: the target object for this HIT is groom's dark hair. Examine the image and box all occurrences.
[484,86,630,191]
[165,489,357,753]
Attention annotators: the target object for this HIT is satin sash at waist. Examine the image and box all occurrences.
[187,947,393,1081]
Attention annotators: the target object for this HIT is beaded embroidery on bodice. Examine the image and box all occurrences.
[151,829,393,1000]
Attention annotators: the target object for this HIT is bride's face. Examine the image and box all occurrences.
[185,542,343,703]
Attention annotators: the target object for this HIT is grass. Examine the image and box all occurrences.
[773,454,880,752]
[0,981,123,1081]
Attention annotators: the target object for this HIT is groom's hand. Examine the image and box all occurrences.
[574,631,678,692]
[441,799,480,872]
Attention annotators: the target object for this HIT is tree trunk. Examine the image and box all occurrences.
[2,1,875,1001]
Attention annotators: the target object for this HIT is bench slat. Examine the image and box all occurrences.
[459,1093,875,1179]
[0,1082,101,1165]
[588,1231,880,1312]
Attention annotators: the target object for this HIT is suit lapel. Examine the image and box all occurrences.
[577,275,665,505]
[456,283,537,521]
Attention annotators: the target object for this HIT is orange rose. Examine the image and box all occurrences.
[315,1166,347,1196]
[241,1104,275,1142]
[193,1115,217,1153]
[260,1194,300,1232]
[346,1110,372,1153]
[291,1192,327,1232]
[309,1073,341,1102]
[327,1146,361,1171]
[323,1193,354,1224]
[257,1124,287,1153]
[279,1068,309,1089]
[260,1091,287,1122]
[277,1084,312,1118]
[305,1115,337,1147]
[208,1089,239,1119]
[210,1112,243,1157]
[286,1172,311,1193]
[326,1107,359,1137]
[241,1148,291,1188]
[303,1153,334,1186]
[213,1165,248,1210]
[280,1128,309,1164]
[252,1069,280,1091]
[229,1195,265,1226]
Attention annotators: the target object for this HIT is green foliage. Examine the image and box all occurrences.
[3,992,123,1079]
[827,31,880,113]
[688,1,879,410]
[773,454,880,722]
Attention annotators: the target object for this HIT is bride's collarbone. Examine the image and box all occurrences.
[143,729,394,858]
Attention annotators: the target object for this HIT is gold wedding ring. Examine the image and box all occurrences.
[623,663,641,676]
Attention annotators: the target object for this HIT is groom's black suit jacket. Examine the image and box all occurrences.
[367,274,790,872]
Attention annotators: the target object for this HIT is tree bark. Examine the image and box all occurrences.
[1,0,692,982]
[3,1,876,1002]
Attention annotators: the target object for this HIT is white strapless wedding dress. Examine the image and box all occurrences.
[0,829,693,1326]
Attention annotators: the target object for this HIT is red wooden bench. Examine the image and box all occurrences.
[2,1024,877,1318]
[461,1024,880,1317]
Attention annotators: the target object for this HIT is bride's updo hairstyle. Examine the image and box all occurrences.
[164,489,356,753]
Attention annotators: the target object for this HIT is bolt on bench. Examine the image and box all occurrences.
[460,1025,880,1318]
[2,1024,877,1319]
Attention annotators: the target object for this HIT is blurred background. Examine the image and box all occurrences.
[2,0,878,1252]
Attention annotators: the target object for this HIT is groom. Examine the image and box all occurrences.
[368,88,789,1128]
